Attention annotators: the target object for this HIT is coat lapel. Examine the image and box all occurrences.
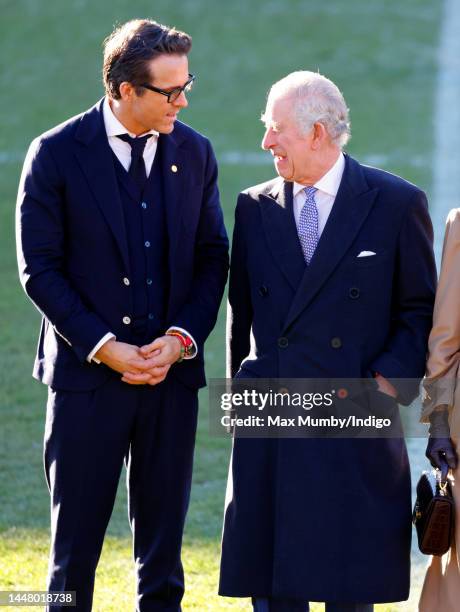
[283,155,379,331]
[260,179,306,291]
[74,99,130,272]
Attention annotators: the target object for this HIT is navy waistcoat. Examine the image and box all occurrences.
[112,137,169,344]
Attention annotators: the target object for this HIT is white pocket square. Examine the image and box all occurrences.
[357,250,376,257]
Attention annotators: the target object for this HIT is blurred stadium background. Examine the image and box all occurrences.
[0,0,453,609]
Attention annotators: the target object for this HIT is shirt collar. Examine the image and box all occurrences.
[293,152,345,198]
[103,97,159,139]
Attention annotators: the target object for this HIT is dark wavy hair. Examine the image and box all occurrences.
[103,19,192,99]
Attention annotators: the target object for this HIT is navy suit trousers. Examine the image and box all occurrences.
[44,374,198,611]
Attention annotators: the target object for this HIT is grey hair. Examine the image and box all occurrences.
[265,71,351,148]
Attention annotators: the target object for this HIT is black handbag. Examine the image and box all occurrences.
[413,468,455,556]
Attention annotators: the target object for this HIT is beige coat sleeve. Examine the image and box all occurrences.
[422,208,460,422]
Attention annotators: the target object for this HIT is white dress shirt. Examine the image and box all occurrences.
[87,98,196,362]
[293,152,345,237]
[102,97,159,175]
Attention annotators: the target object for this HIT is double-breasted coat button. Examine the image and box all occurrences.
[123,316,131,325]
[331,337,342,349]
[123,277,130,286]
[278,337,289,348]
[258,285,269,297]
[349,287,360,299]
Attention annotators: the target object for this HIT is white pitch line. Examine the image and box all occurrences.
[0,149,430,171]
[431,0,460,263]
[0,149,430,168]
[217,150,429,168]
[406,1,460,608]
[0,151,24,164]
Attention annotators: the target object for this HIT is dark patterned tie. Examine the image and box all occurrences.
[117,133,152,191]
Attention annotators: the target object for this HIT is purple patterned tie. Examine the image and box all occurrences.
[298,186,318,264]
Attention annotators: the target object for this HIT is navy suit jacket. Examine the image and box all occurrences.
[16,99,229,391]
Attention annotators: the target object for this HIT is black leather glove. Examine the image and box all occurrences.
[426,407,457,479]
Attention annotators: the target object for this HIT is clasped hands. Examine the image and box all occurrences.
[95,336,182,386]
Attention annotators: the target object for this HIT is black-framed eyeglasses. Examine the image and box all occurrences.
[140,73,195,103]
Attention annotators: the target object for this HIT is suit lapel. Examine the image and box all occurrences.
[260,179,306,291]
[74,103,192,284]
[74,99,130,272]
[284,155,379,331]
[160,130,191,266]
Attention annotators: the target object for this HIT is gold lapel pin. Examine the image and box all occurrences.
[171,164,178,173]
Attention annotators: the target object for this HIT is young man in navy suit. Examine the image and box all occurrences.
[16,19,228,611]
[219,71,436,611]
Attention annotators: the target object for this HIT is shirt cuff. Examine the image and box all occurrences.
[87,333,116,364]
[166,327,197,359]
